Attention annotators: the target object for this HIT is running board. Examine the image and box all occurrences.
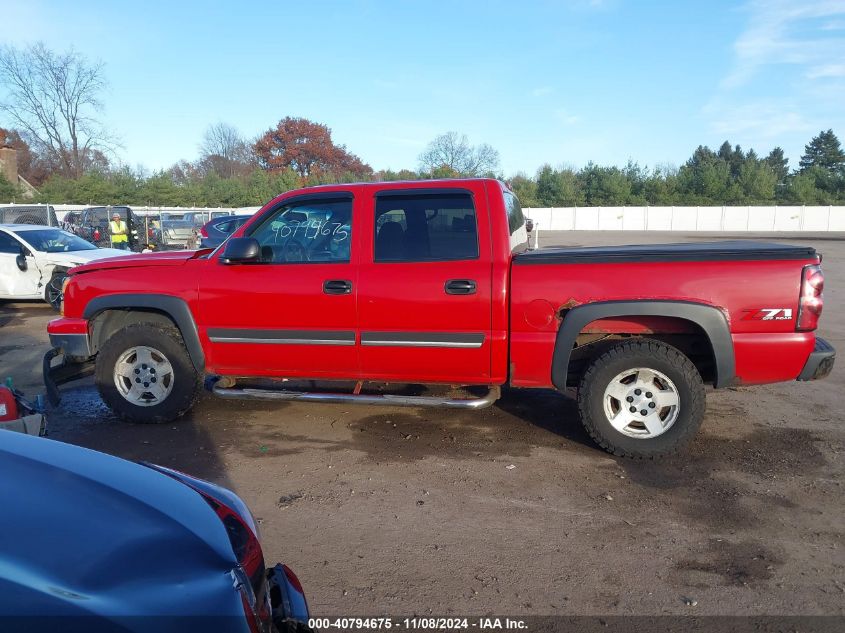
[211,383,500,410]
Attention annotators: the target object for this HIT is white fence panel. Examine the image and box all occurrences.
[524,205,845,231]
[670,207,697,231]
[550,207,574,230]
[773,207,802,231]
[696,207,723,231]
[747,206,776,231]
[623,206,646,231]
[722,206,749,231]
[645,207,672,230]
[574,207,599,231]
[829,207,845,231]
[802,206,829,232]
[598,207,625,230]
[527,207,553,231]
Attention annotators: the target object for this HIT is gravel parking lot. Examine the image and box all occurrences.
[1,231,843,619]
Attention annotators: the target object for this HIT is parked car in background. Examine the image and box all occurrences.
[60,210,82,232]
[0,431,310,632]
[0,204,59,227]
[68,205,140,250]
[0,224,131,310]
[161,210,232,248]
[200,214,252,249]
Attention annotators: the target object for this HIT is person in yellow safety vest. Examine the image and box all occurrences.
[109,212,129,250]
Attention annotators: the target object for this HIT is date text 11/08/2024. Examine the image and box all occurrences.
[308,617,528,630]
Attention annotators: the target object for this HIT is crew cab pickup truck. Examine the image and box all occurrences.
[45,179,835,458]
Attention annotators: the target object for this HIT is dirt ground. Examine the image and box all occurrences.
[1,230,843,620]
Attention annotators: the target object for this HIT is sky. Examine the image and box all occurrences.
[3,0,844,176]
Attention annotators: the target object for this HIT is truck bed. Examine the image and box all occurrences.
[514,240,816,264]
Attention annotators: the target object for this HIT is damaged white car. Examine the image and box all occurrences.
[0,224,132,311]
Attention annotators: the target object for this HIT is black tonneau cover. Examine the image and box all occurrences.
[513,240,817,264]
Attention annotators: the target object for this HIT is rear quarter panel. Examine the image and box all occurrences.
[509,257,820,388]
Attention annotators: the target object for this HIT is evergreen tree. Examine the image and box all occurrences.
[799,129,845,174]
[765,147,789,184]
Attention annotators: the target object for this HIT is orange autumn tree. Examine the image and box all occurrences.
[253,117,372,182]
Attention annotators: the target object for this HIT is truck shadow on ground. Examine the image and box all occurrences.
[226,386,603,462]
[47,386,240,491]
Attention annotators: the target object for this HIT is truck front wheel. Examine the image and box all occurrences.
[95,323,201,423]
[577,339,705,458]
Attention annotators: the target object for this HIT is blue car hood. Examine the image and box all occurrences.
[0,433,246,630]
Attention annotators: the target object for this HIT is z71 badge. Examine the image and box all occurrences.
[742,308,793,321]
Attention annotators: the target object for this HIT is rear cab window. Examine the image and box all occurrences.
[503,189,528,254]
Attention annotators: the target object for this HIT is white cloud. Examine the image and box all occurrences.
[554,109,581,125]
[532,86,553,97]
[706,102,813,138]
[723,0,845,88]
[807,64,845,79]
[705,0,845,153]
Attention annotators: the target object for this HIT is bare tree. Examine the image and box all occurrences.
[418,131,500,176]
[0,43,114,178]
[199,122,255,177]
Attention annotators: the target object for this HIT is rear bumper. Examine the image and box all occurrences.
[797,337,835,381]
[267,564,310,632]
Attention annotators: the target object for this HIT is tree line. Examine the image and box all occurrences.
[1,43,844,208]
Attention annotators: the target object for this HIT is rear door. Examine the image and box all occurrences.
[356,186,493,384]
[198,193,359,378]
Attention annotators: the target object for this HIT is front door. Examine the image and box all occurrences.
[198,193,359,379]
[356,187,493,384]
[0,231,42,298]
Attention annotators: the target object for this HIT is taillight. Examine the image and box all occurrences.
[205,494,271,631]
[141,463,271,631]
[797,264,824,331]
[200,225,209,238]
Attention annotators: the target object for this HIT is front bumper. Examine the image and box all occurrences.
[797,337,835,381]
[43,343,95,407]
[44,320,95,406]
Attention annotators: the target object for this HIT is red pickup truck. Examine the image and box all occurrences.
[45,179,834,458]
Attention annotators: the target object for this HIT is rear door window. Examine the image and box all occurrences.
[374,192,478,262]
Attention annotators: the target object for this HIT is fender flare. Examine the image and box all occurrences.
[83,294,205,371]
[551,300,735,391]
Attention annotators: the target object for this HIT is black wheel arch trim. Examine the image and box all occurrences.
[82,294,205,371]
[552,300,735,391]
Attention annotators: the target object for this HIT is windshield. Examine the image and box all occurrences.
[15,228,98,253]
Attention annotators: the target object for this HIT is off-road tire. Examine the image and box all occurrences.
[95,322,201,423]
[577,338,705,459]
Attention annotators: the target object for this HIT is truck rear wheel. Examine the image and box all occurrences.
[577,339,705,458]
[95,322,201,423]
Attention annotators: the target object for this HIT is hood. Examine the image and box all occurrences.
[40,247,133,269]
[72,249,200,274]
[0,432,242,620]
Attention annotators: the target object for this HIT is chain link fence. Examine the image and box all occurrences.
[56,206,247,251]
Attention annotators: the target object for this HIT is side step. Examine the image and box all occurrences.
[211,383,500,410]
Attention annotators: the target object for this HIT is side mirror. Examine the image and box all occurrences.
[16,250,27,271]
[220,237,262,264]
